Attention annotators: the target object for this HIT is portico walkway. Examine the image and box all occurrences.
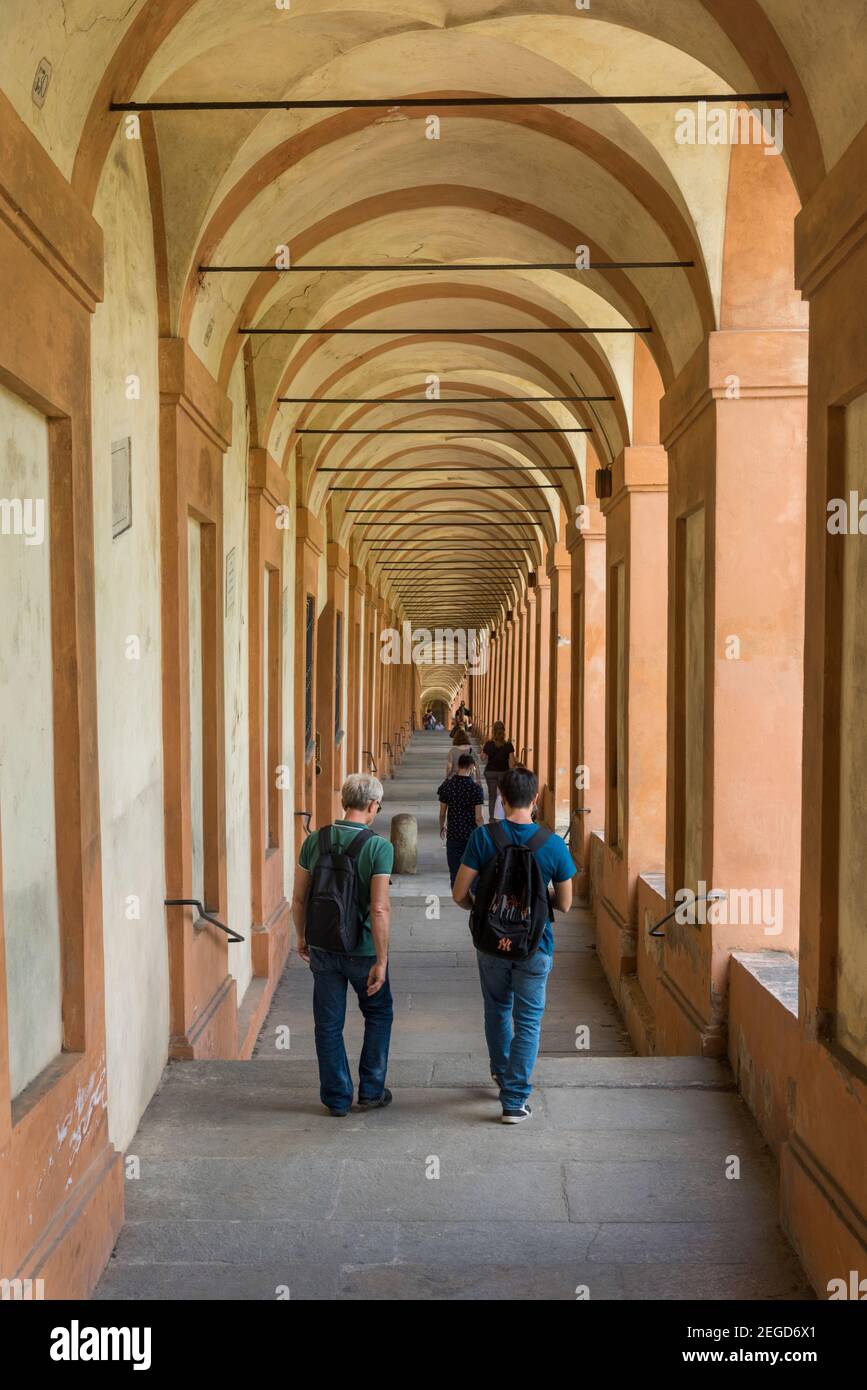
[95,735,810,1300]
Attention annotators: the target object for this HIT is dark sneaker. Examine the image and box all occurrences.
[357,1088,393,1111]
[326,1107,349,1118]
[501,1103,532,1124]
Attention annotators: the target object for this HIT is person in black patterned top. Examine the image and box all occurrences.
[438,754,486,885]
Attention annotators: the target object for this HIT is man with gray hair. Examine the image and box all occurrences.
[292,773,394,1116]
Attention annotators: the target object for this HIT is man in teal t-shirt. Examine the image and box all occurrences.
[291,773,394,1118]
[453,767,576,1125]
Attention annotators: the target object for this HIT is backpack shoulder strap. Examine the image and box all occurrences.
[489,820,510,852]
[343,825,375,860]
[527,825,553,853]
[318,825,332,856]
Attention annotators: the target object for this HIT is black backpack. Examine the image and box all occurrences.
[305,825,374,954]
[469,821,553,961]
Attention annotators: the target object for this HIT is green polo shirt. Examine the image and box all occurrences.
[298,821,394,955]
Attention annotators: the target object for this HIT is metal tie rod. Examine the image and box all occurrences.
[242,326,650,335]
[318,466,576,472]
[280,394,614,403]
[326,486,561,492]
[112,93,787,111]
[346,508,549,514]
[299,426,588,434]
[206,260,693,271]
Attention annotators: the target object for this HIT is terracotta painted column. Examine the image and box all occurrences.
[0,107,123,1296]
[489,627,501,732]
[533,569,552,789]
[515,598,528,759]
[347,565,366,773]
[546,523,573,832]
[522,586,538,773]
[596,445,668,992]
[379,602,395,778]
[159,339,236,1061]
[656,140,809,1059]
[246,448,291,1038]
[566,503,606,894]
[783,128,867,1290]
[315,543,349,825]
[294,508,323,844]
[502,614,514,739]
[658,330,807,1056]
[363,587,379,775]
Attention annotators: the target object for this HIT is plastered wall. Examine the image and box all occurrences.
[0,381,62,1098]
[90,130,168,1151]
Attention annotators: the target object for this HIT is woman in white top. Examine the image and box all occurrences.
[445,729,479,780]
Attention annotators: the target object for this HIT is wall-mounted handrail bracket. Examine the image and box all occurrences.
[649,892,728,939]
[293,810,313,837]
[164,898,245,945]
[562,807,591,840]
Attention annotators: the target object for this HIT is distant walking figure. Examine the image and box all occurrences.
[480,721,515,818]
[292,773,394,1117]
[445,727,479,780]
[438,753,486,885]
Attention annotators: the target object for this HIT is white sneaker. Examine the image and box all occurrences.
[501,1104,532,1124]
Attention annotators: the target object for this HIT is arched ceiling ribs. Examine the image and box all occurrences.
[67,1,836,213]
[271,334,622,475]
[211,191,684,395]
[257,283,633,448]
[313,439,575,535]
[302,403,584,498]
[178,104,716,338]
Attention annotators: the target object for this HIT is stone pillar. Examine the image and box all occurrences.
[502,614,514,739]
[566,504,606,893]
[532,570,552,788]
[315,543,349,826]
[378,602,393,778]
[390,814,417,874]
[522,586,538,773]
[247,448,290,1011]
[347,566,366,773]
[595,446,668,991]
[515,598,528,759]
[0,111,124,1295]
[295,509,323,844]
[491,628,505,733]
[546,527,572,832]
[363,587,378,774]
[159,339,236,1060]
[658,330,807,1056]
[782,130,867,1291]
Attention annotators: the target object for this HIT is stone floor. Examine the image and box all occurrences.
[95,732,812,1300]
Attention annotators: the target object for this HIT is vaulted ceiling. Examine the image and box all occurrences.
[2,0,858,645]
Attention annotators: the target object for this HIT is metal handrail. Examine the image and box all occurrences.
[562,807,592,840]
[383,740,393,756]
[294,810,312,837]
[649,892,728,939]
[164,898,245,945]
[362,749,378,773]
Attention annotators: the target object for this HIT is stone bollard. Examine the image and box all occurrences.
[390,813,417,875]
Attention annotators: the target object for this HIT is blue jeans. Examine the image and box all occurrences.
[476,948,553,1110]
[309,947,393,1111]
